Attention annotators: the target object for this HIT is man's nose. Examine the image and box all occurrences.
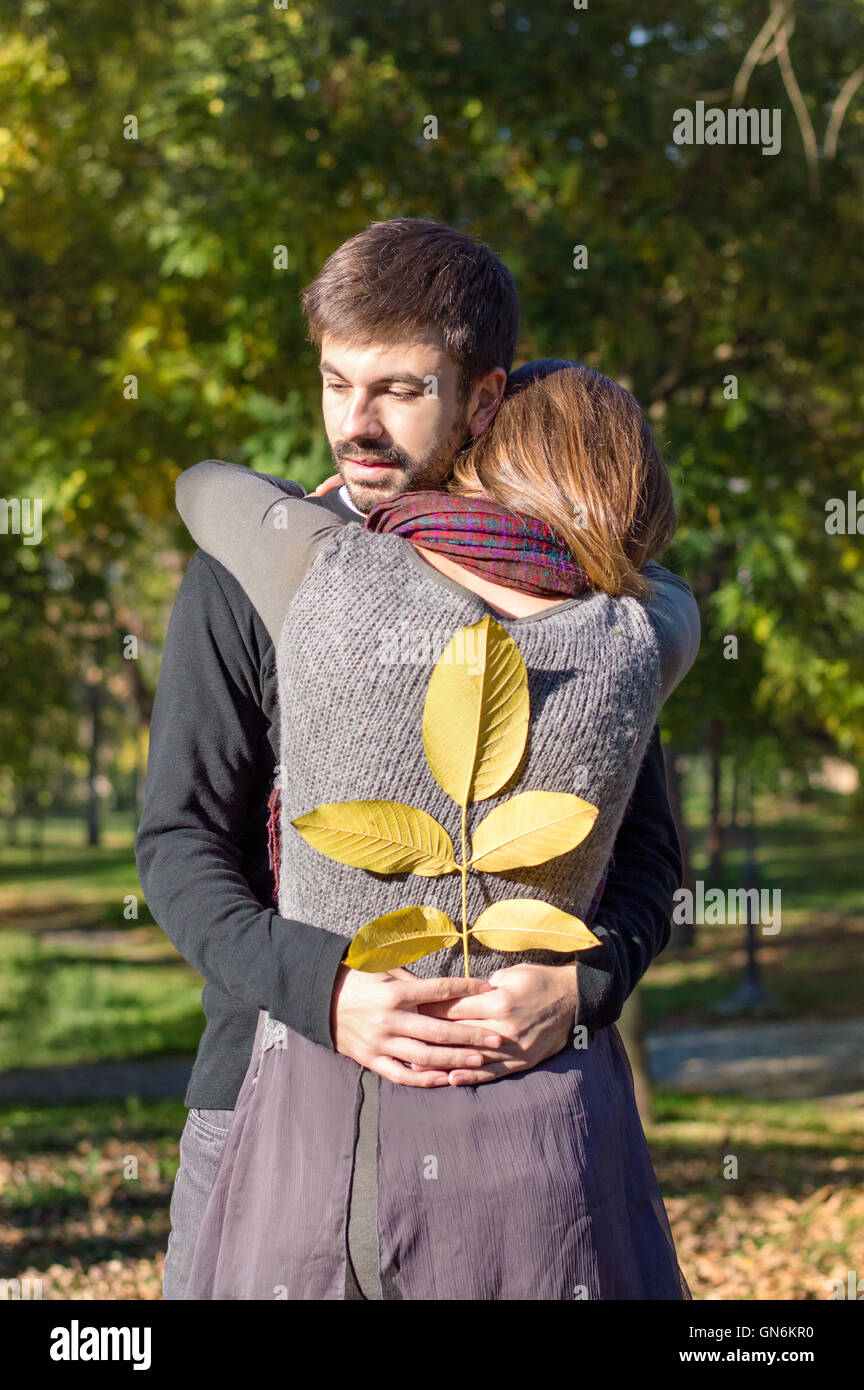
[339,391,383,440]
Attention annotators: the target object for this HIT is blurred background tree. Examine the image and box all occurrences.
[1,0,862,848]
[1,1,862,1302]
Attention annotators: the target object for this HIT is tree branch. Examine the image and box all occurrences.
[824,64,864,159]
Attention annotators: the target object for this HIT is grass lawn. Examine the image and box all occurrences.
[0,787,861,1301]
[1,789,861,1067]
[0,1096,185,1300]
[642,784,864,1030]
[650,1091,864,1300]
[0,812,205,1071]
[0,812,152,931]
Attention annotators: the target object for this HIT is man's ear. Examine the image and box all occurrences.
[466,367,508,438]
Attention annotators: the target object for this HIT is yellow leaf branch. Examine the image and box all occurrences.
[292,616,602,974]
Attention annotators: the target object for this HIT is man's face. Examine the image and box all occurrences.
[318,334,503,513]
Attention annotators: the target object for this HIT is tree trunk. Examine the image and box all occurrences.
[664,741,694,947]
[86,682,103,848]
[131,744,148,827]
[706,717,725,886]
[617,989,653,1127]
[29,813,45,858]
[4,809,19,847]
[729,760,739,832]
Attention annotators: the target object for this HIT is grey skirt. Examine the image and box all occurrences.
[184,1008,690,1301]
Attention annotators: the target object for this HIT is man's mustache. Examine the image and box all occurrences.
[333,444,409,468]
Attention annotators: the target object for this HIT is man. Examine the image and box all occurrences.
[135,217,686,1299]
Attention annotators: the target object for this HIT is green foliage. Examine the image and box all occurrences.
[1,1,862,800]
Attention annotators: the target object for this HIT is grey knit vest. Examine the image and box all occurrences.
[276,525,662,980]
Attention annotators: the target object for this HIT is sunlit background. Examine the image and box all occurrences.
[1,0,862,1300]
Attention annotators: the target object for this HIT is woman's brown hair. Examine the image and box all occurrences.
[448,364,676,597]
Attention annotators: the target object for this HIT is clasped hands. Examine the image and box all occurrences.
[330,960,579,1087]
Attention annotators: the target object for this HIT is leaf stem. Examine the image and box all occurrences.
[460,800,469,977]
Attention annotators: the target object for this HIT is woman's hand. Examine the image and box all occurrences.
[413,962,579,1085]
[330,963,503,1087]
[313,473,342,495]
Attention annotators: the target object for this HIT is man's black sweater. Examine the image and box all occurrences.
[135,488,683,1109]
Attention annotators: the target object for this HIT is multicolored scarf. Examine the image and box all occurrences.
[364,490,591,598]
[266,490,611,913]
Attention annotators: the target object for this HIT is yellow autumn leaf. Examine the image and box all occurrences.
[469,899,601,953]
[291,800,457,876]
[421,614,529,806]
[344,905,461,971]
[469,791,599,871]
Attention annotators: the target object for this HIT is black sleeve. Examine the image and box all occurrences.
[573,723,682,1031]
[134,550,349,1049]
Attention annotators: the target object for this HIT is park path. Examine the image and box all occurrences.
[645,1017,864,1099]
[1,1018,863,1105]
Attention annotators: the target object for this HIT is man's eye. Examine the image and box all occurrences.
[389,390,419,400]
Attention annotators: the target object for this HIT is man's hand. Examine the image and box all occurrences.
[313,473,342,495]
[330,964,504,1087]
[415,963,579,1085]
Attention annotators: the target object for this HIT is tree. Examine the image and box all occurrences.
[2,0,862,833]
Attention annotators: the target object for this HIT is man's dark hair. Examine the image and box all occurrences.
[301,217,520,398]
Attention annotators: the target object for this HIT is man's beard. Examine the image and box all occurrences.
[330,422,470,515]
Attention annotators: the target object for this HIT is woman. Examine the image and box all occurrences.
[175,362,699,1300]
